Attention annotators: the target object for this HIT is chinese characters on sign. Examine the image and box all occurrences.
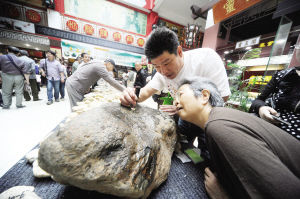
[126,35,134,44]
[26,9,41,23]
[99,28,108,39]
[113,32,122,42]
[259,41,274,48]
[66,20,79,32]
[84,24,94,35]
[137,38,145,47]
[235,36,261,49]
[223,0,236,14]
[213,0,261,24]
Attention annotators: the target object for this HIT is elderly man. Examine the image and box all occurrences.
[40,50,64,105]
[0,46,30,109]
[120,27,230,159]
[175,77,300,199]
[66,59,125,110]
[19,50,40,101]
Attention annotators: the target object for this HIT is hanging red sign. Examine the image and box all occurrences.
[99,28,108,39]
[125,35,134,45]
[137,38,145,47]
[26,9,41,23]
[84,24,94,35]
[113,32,121,42]
[8,5,20,19]
[66,20,78,32]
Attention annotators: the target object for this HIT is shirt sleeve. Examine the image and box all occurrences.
[147,72,165,91]
[97,66,125,92]
[202,49,231,97]
[58,62,64,73]
[39,59,45,70]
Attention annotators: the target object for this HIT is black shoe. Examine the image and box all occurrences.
[2,106,10,109]
[25,99,31,101]
[55,99,59,102]
[0,103,3,107]
[16,105,26,108]
[33,99,42,101]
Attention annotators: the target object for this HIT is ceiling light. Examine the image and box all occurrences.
[25,44,31,47]
[245,46,252,50]
[224,51,229,54]
[227,60,232,62]
[35,48,39,50]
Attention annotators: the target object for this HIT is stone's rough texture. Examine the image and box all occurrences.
[0,186,41,199]
[39,103,177,199]
[32,160,51,178]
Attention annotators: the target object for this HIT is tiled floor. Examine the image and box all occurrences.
[0,86,158,178]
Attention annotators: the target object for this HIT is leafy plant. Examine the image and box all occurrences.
[226,63,258,112]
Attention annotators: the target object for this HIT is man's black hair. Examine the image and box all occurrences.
[20,50,29,56]
[145,27,179,61]
[7,46,20,54]
[81,53,87,58]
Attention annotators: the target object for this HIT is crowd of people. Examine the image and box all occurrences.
[1,27,300,198]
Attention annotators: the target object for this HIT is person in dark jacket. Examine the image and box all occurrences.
[134,61,148,96]
[19,50,40,101]
[175,77,300,199]
[249,45,300,140]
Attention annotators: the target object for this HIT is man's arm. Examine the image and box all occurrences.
[60,72,65,83]
[120,84,158,107]
[137,84,158,102]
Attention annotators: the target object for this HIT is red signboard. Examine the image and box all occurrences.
[26,9,41,23]
[66,20,78,32]
[125,35,134,45]
[213,0,261,24]
[113,32,121,42]
[84,24,94,35]
[137,38,145,47]
[8,5,20,19]
[99,28,108,39]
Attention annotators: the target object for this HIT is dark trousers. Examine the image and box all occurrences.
[0,91,3,104]
[59,80,65,99]
[24,79,39,101]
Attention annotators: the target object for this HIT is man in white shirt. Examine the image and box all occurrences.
[120,27,230,158]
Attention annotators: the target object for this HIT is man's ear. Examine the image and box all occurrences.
[177,46,183,57]
[201,89,210,104]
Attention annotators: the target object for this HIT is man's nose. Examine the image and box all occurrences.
[160,67,167,75]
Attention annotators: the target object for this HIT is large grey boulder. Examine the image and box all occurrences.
[39,103,177,198]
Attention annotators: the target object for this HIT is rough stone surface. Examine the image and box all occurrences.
[0,186,41,199]
[39,102,177,198]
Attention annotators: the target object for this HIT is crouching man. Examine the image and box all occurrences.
[175,77,300,199]
[66,60,125,110]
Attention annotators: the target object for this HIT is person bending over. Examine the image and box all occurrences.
[66,60,125,110]
[175,77,300,199]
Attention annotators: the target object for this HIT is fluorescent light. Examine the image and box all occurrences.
[227,60,232,62]
[35,48,39,50]
[25,44,31,47]
[224,51,229,54]
[245,46,252,50]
